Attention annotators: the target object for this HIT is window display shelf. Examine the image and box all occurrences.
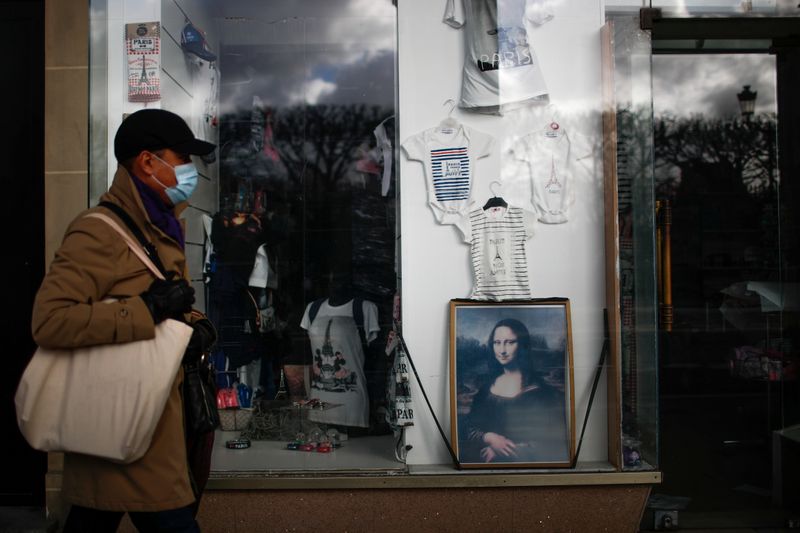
[210,431,403,474]
[207,461,661,490]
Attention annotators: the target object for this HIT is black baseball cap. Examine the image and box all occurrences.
[114,109,216,161]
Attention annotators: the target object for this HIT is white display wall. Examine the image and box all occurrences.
[93,0,615,467]
[398,0,611,465]
[97,0,219,311]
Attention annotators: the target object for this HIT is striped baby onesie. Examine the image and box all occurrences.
[458,205,537,300]
[402,123,493,225]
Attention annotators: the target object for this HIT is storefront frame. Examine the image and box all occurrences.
[39,0,714,528]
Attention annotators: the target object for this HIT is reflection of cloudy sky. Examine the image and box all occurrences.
[215,0,396,113]
[456,305,567,351]
[653,54,776,118]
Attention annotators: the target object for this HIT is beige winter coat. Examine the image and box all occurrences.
[32,166,195,512]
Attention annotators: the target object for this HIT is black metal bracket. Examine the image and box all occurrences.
[640,7,662,31]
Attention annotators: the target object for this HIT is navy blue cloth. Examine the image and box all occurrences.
[208,262,262,369]
[131,173,185,248]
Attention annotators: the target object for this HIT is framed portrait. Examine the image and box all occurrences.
[449,299,576,468]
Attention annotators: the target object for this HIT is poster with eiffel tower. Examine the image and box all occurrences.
[126,22,161,103]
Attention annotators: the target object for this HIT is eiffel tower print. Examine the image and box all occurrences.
[544,156,561,190]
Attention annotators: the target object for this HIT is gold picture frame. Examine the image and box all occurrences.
[449,299,576,468]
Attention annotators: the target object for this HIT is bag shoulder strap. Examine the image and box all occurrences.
[84,212,165,281]
[98,201,168,276]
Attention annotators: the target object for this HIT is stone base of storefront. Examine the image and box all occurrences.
[185,484,650,532]
[119,472,657,532]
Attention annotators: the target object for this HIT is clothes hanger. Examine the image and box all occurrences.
[483,181,508,210]
[438,99,459,129]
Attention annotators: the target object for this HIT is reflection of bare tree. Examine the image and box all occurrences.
[654,112,778,198]
[216,102,396,373]
[274,104,388,193]
[618,108,779,199]
[617,108,781,460]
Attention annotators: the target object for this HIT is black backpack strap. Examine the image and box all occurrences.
[307,298,326,325]
[98,201,167,276]
[352,297,367,347]
[308,297,369,347]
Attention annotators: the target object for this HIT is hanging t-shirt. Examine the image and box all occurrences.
[506,120,592,224]
[189,58,218,144]
[374,119,395,197]
[300,299,379,428]
[444,0,554,114]
[458,205,537,300]
[402,123,494,225]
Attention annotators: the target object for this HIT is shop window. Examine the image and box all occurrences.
[90,0,401,473]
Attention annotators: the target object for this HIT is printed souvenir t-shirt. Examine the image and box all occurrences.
[300,299,379,428]
[189,59,218,144]
[402,124,494,225]
[444,0,554,113]
[458,205,537,300]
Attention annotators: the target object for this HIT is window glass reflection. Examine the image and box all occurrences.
[205,0,399,472]
[652,53,793,514]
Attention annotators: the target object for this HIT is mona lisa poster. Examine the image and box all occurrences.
[449,299,575,468]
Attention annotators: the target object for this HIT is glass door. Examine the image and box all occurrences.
[646,26,799,532]
[609,13,800,530]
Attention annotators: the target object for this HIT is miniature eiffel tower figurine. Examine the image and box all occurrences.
[274,368,289,401]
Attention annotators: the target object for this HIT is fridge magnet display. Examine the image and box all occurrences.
[449,299,575,468]
[126,22,161,103]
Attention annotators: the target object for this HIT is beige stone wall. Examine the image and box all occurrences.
[44,0,89,266]
[44,0,89,524]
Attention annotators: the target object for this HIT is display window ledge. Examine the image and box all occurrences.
[207,465,662,490]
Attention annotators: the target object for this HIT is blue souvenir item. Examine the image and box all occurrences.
[237,382,252,408]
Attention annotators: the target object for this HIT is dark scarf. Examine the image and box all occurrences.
[130,174,185,248]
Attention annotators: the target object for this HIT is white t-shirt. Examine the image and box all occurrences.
[300,299,379,428]
[506,122,592,223]
[248,244,270,288]
[458,205,537,300]
[444,0,554,114]
[402,123,494,225]
[189,58,218,143]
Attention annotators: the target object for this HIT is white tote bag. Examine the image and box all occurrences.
[15,212,193,463]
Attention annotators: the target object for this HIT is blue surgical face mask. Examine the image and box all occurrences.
[151,154,199,204]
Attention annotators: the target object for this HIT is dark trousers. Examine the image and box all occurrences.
[63,504,200,533]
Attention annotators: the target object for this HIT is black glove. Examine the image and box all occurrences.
[140,275,195,324]
[183,318,217,364]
